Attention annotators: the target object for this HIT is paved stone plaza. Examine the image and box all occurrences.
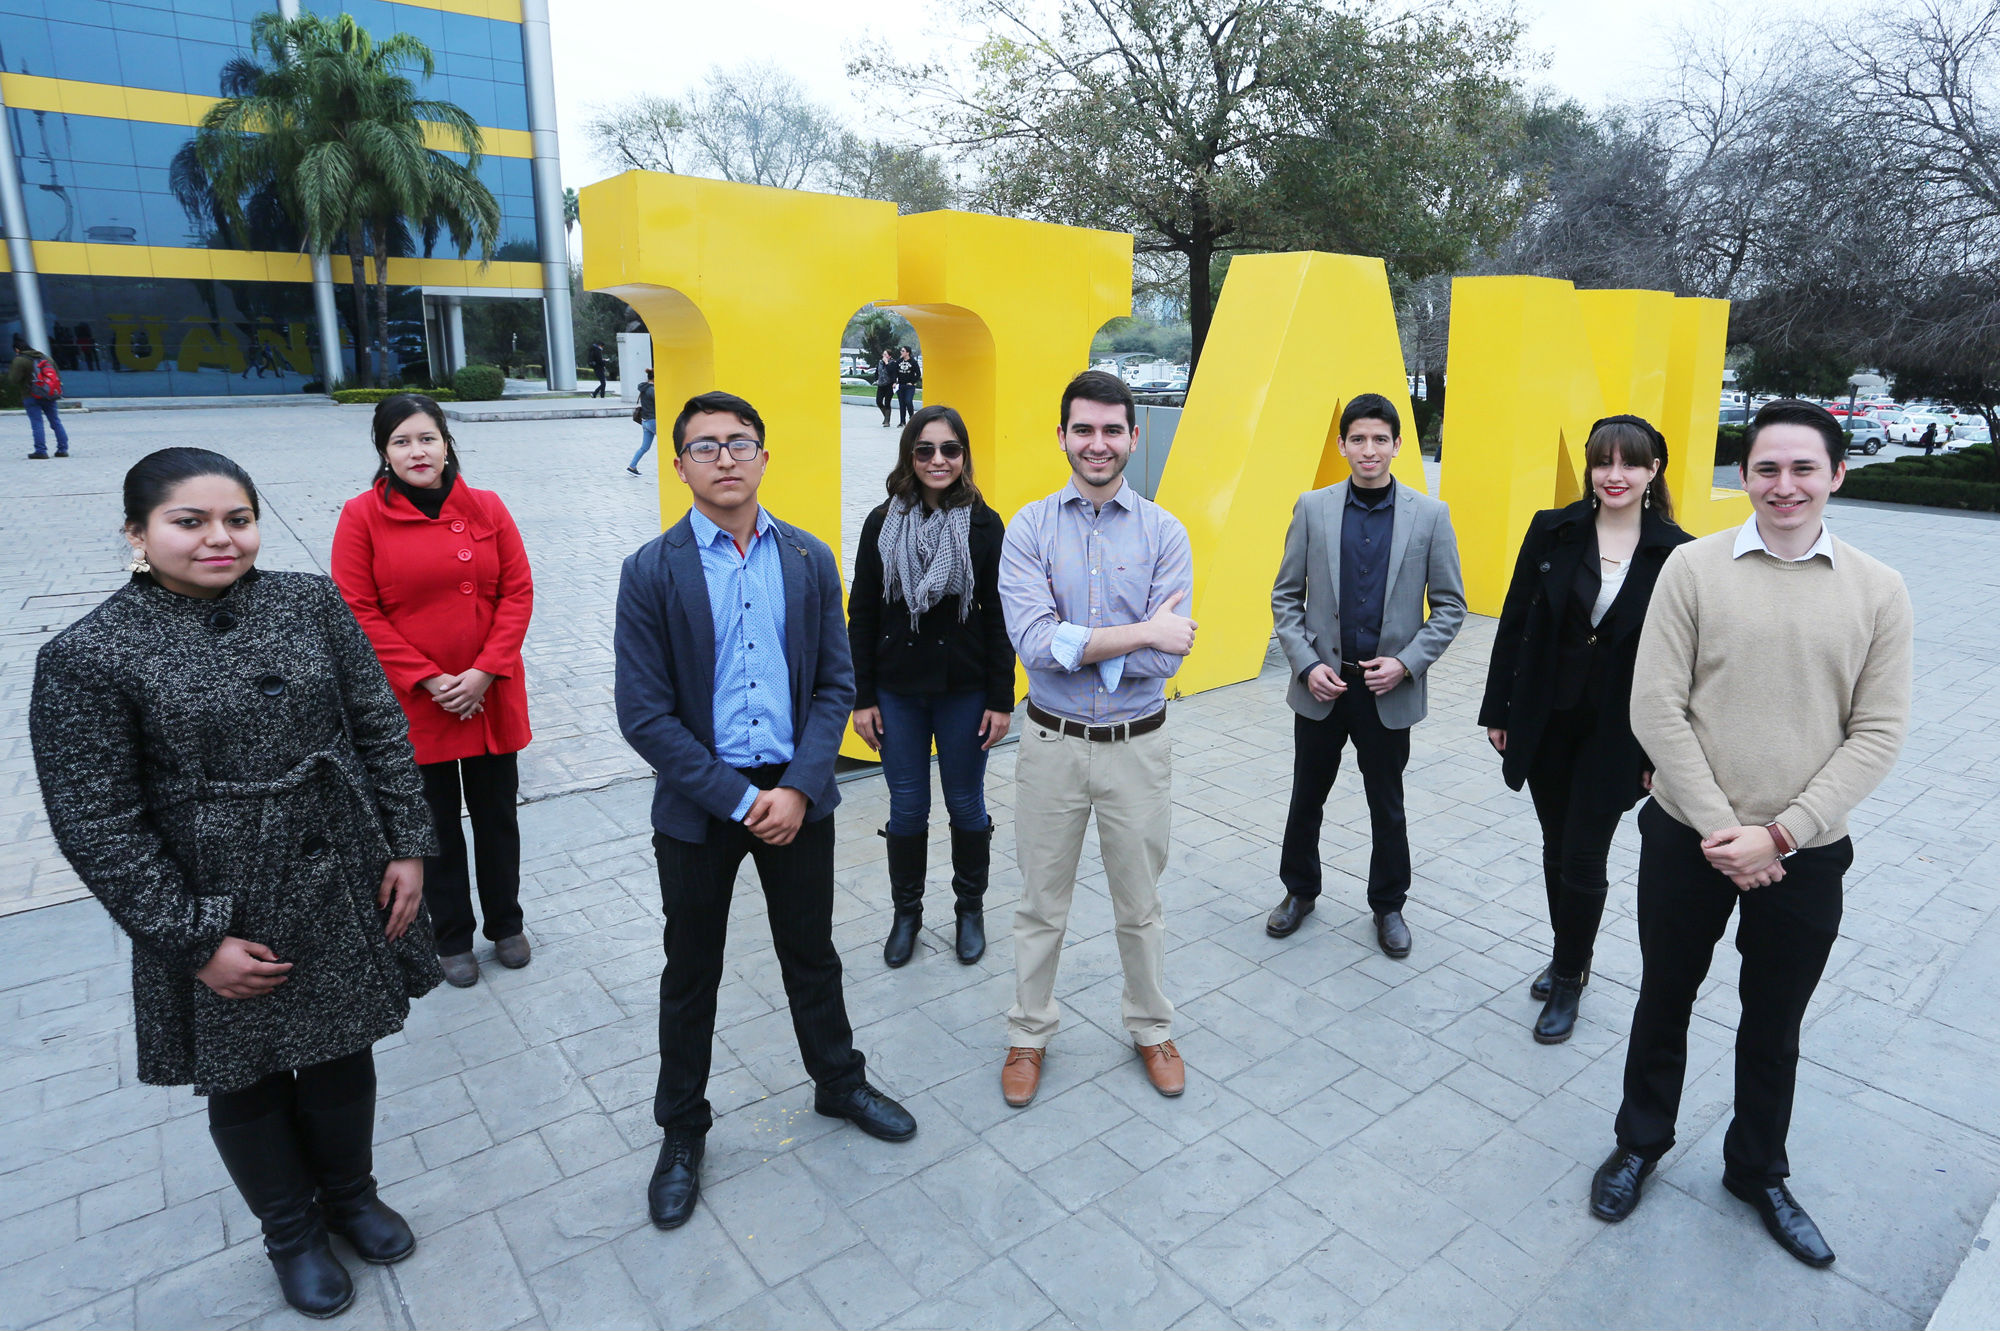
[3,401,1998,1330]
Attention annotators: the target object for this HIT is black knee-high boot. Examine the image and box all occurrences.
[883,831,927,968]
[950,821,992,964]
[294,1091,416,1264]
[209,1110,355,1318]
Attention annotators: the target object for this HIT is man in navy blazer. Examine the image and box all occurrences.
[615,390,916,1232]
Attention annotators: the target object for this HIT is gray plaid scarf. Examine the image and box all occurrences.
[878,496,974,627]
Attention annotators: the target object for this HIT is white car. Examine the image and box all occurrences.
[1953,419,1991,446]
[1884,412,1956,444]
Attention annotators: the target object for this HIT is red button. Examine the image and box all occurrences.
[459,582,474,594]
[450,520,466,533]
[457,549,472,561]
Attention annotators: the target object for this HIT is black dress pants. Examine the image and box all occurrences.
[419,752,524,957]
[1614,800,1850,1184]
[653,768,866,1137]
[1524,707,1626,978]
[1278,680,1412,912]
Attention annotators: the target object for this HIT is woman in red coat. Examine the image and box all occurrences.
[332,395,535,989]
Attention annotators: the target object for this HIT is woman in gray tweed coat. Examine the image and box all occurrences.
[30,448,445,1319]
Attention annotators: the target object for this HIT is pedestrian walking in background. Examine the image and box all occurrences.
[1590,400,1912,1269]
[896,346,921,425]
[1920,421,1939,455]
[590,341,609,399]
[628,366,658,474]
[849,404,1014,969]
[615,390,917,1232]
[1480,416,1691,1044]
[875,349,896,427]
[30,448,444,1320]
[996,370,1196,1109]
[12,335,69,459]
[332,395,536,990]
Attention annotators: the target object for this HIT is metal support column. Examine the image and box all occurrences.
[519,0,575,390]
[310,253,344,389]
[0,77,48,348]
[446,295,467,374]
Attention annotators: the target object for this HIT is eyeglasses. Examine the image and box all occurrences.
[912,442,964,463]
[681,437,762,463]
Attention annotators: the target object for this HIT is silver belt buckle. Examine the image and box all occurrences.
[1113,719,1130,742]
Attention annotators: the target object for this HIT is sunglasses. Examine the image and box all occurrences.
[913,442,965,463]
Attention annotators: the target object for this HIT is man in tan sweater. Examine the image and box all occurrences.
[1588,400,1913,1268]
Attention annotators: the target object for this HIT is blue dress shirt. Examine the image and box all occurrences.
[1339,478,1396,665]
[690,506,791,819]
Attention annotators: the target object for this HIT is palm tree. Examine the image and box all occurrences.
[195,11,499,386]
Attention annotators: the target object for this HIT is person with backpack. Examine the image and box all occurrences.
[12,335,69,459]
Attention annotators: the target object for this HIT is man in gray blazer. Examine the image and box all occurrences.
[1266,393,1466,958]
[615,391,916,1233]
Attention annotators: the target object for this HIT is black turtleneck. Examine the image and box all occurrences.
[388,468,455,519]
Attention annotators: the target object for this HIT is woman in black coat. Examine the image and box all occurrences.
[1479,416,1693,1045]
[849,404,1014,968]
[30,448,443,1319]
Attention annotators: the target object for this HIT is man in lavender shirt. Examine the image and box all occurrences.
[995,370,1197,1109]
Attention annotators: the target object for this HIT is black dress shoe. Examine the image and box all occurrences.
[1374,910,1411,959]
[1531,965,1590,1001]
[1723,1173,1836,1267]
[1533,973,1584,1045]
[1590,1147,1655,1222]
[814,1082,917,1142]
[1266,894,1315,938]
[648,1136,705,1230]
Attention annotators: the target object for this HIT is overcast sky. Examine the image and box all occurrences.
[546,0,1706,194]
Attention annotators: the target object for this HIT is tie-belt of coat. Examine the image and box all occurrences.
[151,742,385,886]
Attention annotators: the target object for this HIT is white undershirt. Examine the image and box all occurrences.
[1591,556,1628,628]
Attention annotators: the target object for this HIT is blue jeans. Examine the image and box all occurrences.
[26,397,67,454]
[876,689,990,836]
[629,419,656,469]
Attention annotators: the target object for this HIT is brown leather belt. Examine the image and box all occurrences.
[1026,702,1166,743]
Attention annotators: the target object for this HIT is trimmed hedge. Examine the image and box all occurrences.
[1839,444,2000,511]
[331,387,460,404]
[453,364,504,401]
[1716,424,1747,468]
[0,381,21,410]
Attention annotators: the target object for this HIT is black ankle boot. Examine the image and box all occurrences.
[882,830,927,968]
[949,821,992,965]
[294,1094,415,1265]
[209,1112,355,1318]
[1534,972,1585,1044]
[1530,964,1590,1001]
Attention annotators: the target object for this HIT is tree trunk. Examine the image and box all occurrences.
[345,222,372,387]
[1187,240,1214,374]
[372,223,392,389]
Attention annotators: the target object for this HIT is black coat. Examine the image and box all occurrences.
[848,499,1013,712]
[1478,502,1693,811]
[30,570,443,1093]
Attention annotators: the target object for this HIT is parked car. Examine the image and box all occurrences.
[1844,418,1887,455]
[1884,412,1956,444]
[1953,419,1991,446]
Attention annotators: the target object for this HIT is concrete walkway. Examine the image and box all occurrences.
[2,404,1996,1329]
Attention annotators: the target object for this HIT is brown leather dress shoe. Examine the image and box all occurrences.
[1001,1047,1044,1108]
[1137,1040,1185,1097]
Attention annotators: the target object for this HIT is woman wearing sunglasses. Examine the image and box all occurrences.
[849,404,1015,969]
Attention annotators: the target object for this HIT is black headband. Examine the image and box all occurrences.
[1587,414,1669,468]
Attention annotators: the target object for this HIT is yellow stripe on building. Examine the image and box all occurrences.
[386,0,524,22]
[0,74,533,158]
[31,241,543,291]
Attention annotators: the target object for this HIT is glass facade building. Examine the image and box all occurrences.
[0,0,573,396]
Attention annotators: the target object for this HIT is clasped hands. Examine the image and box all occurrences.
[1305,656,1406,703]
[196,857,423,998]
[422,668,494,720]
[1703,825,1785,891]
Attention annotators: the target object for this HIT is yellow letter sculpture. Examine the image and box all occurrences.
[579,171,899,540]
[891,211,1133,521]
[1440,277,1746,616]
[1155,252,1430,697]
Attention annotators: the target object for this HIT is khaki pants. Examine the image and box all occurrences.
[1007,718,1174,1048]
